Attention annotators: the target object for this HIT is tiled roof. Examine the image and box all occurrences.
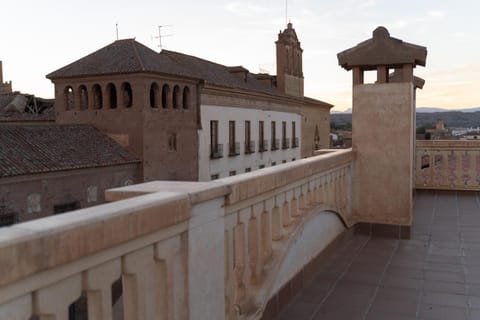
[47,39,282,96]
[0,125,139,178]
[47,39,327,101]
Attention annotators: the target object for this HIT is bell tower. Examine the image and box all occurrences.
[276,23,304,97]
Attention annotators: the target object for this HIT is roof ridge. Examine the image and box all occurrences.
[161,49,236,70]
[131,40,146,71]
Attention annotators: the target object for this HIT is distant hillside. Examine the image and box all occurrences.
[331,111,480,129]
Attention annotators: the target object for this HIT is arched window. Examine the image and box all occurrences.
[92,84,102,109]
[182,86,190,109]
[107,83,117,109]
[150,83,159,108]
[121,82,133,108]
[161,84,170,109]
[64,86,74,110]
[173,85,181,109]
[79,85,88,110]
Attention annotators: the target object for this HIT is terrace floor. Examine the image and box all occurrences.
[274,190,480,320]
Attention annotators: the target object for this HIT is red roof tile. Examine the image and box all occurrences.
[0,125,139,177]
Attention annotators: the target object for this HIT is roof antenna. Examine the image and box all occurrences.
[152,25,173,51]
[116,22,119,40]
[285,0,288,25]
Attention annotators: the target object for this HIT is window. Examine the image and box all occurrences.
[79,85,88,110]
[150,83,159,108]
[107,83,117,109]
[64,86,74,110]
[245,120,253,153]
[259,121,266,152]
[54,201,80,215]
[168,133,177,152]
[161,84,170,108]
[271,121,278,150]
[314,125,319,150]
[87,186,98,203]
[210,120,222,158]
[292,121,298,148]
[182,86,190,109]
[229,121,239,156]
[259,164,265,169]
[229,170,236,176]
[92,84,102,109]
[282,160,287,164]
[272,162,276,166]
[245,167,251,173]
[121,82,133,108]
[0,211,17,227]
[27,193,41,214]
[211,174,219,180]
[173,85,181,109]
[282,121,288,149]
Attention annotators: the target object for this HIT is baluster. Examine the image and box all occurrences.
[261,210,272,264]
[233,221,246,313]
[291,187,300,217]
[284,190,294,224]
[271,195,282,241]
[155,235,187,320]
[298,185,305,211]
[85,259,121,320]
[0,295,32,320]
[34,274,82,320]
[123,246,162,320]
[248,209,260,285]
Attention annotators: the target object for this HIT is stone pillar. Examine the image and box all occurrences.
[337,26,427,238]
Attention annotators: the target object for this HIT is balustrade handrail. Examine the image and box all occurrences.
[0,149,354,319]
[415,139,480,190]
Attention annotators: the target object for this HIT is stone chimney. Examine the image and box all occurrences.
[338,26,427,238]
[276,23,304,97]
[0,61,13,94]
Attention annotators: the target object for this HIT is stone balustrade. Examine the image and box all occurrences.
[0,149,353,320]
[415,140,480,191]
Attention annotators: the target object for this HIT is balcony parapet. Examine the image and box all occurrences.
[415,140,480,190]
[0,149,354,319]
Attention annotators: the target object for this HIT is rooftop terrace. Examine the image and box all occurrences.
[271,190,480,320]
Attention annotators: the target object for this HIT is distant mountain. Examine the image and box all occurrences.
[417,107,480,113]
[331,108,352,114]
[331,110,480,129]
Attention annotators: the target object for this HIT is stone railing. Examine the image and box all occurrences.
[0,149,353,320]
[415,140,480,191]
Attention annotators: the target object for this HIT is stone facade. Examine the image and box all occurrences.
[53,73,199,181]
[0,164,138,224]
[48,25,332,183]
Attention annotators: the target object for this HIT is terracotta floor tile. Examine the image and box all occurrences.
[272,191,480,320]
[419,304,467,320]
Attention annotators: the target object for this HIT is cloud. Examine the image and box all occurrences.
[427,10,446,18]
[224,2,268,17]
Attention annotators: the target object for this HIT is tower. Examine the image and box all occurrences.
[0,61,13,94]
[338,26,427,237]
[276,23,304,97]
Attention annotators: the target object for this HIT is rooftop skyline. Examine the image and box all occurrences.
[1,0,479,111]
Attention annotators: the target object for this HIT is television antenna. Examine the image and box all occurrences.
[115,22,119,40]
[152,25,173,50]
[285,0,288,25]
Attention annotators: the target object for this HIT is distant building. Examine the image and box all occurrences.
[46,23,332,181]
[425,118,452,140]
[0,125,139,225]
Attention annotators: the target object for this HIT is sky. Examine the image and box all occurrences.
[1,0,479,112]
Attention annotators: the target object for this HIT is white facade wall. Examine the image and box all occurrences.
[198,104,301,181]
